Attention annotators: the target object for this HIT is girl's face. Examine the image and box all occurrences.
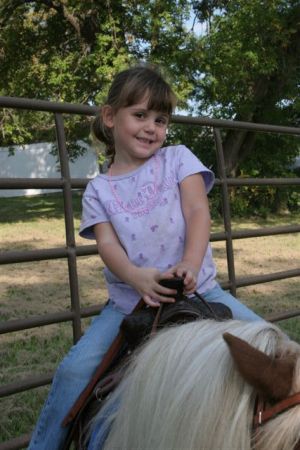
[102,97,169,167]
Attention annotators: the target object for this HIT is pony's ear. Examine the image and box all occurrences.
[223,332,295,400]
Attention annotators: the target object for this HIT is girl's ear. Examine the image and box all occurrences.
[101,105,115,128]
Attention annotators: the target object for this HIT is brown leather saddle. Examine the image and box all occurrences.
[62,278,232,449]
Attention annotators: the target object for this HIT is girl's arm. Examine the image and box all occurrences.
[94,222,176,307]
[164,173,211,293]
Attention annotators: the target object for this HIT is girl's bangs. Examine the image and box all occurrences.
[123,78,175,115]
[146,86,175,115]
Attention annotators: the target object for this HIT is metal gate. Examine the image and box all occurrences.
[0,96,299,449]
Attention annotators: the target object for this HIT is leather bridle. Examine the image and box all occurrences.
[254,392,300,427]
[253,392,300,449]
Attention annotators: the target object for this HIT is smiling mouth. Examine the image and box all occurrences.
[137,137,154,145]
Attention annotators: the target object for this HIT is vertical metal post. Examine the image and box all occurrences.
[55,113,82,342]
[213,128,237,296]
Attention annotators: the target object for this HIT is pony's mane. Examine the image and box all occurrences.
[89,319,300,450]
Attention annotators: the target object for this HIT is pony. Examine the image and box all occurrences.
[87,319,300,450]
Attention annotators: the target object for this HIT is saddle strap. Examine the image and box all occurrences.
[62,331,124,427]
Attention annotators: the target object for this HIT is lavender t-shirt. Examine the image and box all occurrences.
[79,145,217,313]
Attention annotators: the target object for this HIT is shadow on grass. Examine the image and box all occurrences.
[0,191,83,223]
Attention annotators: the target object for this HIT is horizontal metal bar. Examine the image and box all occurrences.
[0,178,89,189]
[1,96,300,135]
[211,225,300,241]
[0,247,68,264]
[1,177,298,191]
[266,308,300,323]
[215,178,300,186]
[0,303,102,334]
[236,268,300,286]
[0,96,97,116]
[221,268,300,290]
[172,114,300,135]
[76,244,99,257]
[80,304,103,317]
[0,310,75,334]
[0,374,53,398]
[0,245,98,264]
[0,178,64,189]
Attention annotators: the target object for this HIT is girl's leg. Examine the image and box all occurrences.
[28,301,126,450]
[201,283,263,321]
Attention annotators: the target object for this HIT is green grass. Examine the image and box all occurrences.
[0,192,299,445]
[1,387,49,443]
[1,328,73,384]
[0,326,72,443]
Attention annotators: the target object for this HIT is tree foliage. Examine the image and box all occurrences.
[193,0,300,175]
[0,0,299,195]
[0,0,199,149]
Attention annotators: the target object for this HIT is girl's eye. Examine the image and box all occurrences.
[134,112,145,119]
[156,117,168,126]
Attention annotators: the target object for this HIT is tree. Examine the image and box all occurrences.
[192,0,300,176]
[0,0,199,153]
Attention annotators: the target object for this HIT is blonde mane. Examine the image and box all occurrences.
[89,320,300,450]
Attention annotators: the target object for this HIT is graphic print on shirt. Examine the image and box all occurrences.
[105,169,177,218]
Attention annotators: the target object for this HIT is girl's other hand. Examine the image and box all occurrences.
[163,262,197,294]
[130,267,177,307]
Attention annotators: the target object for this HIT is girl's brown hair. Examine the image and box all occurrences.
[92,64,177,161]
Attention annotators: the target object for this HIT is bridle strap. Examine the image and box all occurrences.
[254,391,300,427]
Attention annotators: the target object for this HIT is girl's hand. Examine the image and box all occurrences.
[163,262,198,294]
[130,267,177,307]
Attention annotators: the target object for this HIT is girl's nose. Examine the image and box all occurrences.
[144,119,155,133]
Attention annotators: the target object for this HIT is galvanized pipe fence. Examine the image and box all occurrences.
[0,96,299,449]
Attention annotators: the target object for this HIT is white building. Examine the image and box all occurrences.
[0,142,99,197]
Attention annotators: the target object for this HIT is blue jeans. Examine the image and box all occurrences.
[28,301,126,450]
[201,282,262,321]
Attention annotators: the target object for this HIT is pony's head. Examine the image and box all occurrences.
[224,330,300,450]
[89,320,300,450]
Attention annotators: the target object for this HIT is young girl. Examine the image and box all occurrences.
[29,64,260,450]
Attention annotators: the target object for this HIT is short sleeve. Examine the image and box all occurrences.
[79,180,109,240]
[176,145,215,193]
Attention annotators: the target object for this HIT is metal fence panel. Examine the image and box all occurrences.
[0,96,299,449]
